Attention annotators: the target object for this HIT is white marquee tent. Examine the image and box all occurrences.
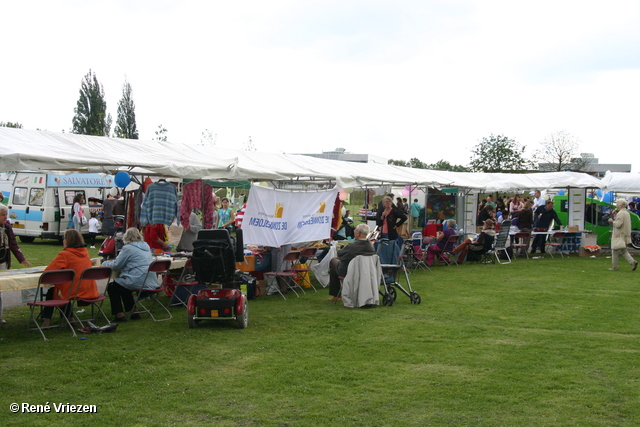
[0,128,605,191]
[601,171,640,193]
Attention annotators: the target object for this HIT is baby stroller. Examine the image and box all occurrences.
[377,238,421,305]
[186,229,249,329]
[98,215,125,259]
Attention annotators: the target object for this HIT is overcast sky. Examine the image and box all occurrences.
[2,0,640,172]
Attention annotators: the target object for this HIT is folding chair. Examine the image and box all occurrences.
[132,259,173,321]
[165,258,201,307]
[439,235,460,266]
[264,250,305,299]
[76,266,113,325]
[511,231,531,260]
[492,219,512,264]
[290,247,318,292]
[546,232,565,258]
[27,269,77,341]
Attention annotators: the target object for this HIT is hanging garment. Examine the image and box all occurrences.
[140,181,179,226]
[180,180,214,229]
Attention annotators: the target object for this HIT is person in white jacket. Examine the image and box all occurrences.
[608,199,638,271]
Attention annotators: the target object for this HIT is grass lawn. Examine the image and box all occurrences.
[1,246,640,426]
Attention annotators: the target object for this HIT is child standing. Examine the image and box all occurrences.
[88,212,100,249]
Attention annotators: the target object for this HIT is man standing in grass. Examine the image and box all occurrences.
[328,224,376,302]
[608,198,638,271]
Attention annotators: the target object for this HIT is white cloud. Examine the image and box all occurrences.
[1,0,640,173]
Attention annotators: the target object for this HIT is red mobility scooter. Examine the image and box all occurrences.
[186,229,248,329]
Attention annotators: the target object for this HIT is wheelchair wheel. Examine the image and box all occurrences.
[383,293,394,306]
[410,292,421,305]
[388,286,397,301]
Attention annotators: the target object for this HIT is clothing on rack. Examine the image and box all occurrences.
[139,181,179,226]
[180,179,214,229]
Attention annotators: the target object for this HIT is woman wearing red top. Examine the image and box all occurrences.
[41,229,99,328]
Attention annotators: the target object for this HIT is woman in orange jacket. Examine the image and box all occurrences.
[41,229,99,328]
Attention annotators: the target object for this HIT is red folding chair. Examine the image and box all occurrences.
[167,258,199,307]
[512,232,531,259]
[546,232,565,258]
[132,259,173,321]
[264,250,304,299]
[76,266,113,325]
[26,269,77,341]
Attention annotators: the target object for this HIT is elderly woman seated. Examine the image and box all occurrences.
[102,227,160,322]
[424,220,458,267]
[452,219,497,264]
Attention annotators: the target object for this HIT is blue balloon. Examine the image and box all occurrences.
[596,189,603,198]
[114,171,131,188]
[602,191,614,204]
[557,190,565,196]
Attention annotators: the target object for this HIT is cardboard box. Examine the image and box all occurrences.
[236,254,255,272]
[580,247,601,257]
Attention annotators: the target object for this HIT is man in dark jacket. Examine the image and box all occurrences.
[531,201,562,254]
[328,224,376,301]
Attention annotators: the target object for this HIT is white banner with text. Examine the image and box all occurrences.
[242,186,338,246]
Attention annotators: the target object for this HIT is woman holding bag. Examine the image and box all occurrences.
[72,193,86,232]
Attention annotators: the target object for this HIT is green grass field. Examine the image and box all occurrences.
[1,242,639,426]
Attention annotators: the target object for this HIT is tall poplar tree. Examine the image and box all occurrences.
[71,70,111,136]
[114,79,139,139]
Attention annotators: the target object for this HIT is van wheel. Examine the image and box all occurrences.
[19,236,35,243]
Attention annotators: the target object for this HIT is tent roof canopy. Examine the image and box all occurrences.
[0,128,605,191]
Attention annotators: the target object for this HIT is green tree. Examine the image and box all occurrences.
[72,70,111,136]
[469,134,533,173]
[535,131,588,172]
[388,159,409,167]
[426,159,471,172]
[154,124,168,142]
[0,121,23,128]
[114,79,138,139]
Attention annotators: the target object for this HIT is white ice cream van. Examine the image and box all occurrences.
[8,172,113,242]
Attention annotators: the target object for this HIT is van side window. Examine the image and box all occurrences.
[12,187,27,205]
[29,188,45,206]
[64,190,86,205]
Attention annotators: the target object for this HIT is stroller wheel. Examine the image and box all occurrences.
[187,313,200,329]
[410,292,421,305]
[388,287,397,301]
[383,294,394,306]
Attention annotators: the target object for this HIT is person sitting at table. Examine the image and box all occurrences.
[376,196,407,247]
[102,227,160,322]
[328,224,376,301]
[41,229,99,328]
[530,201,562,254]
[452,219,496,264]
[0,204,32,324]
[425,220,457,267]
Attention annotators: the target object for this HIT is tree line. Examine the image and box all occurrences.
[389,132,590,173]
